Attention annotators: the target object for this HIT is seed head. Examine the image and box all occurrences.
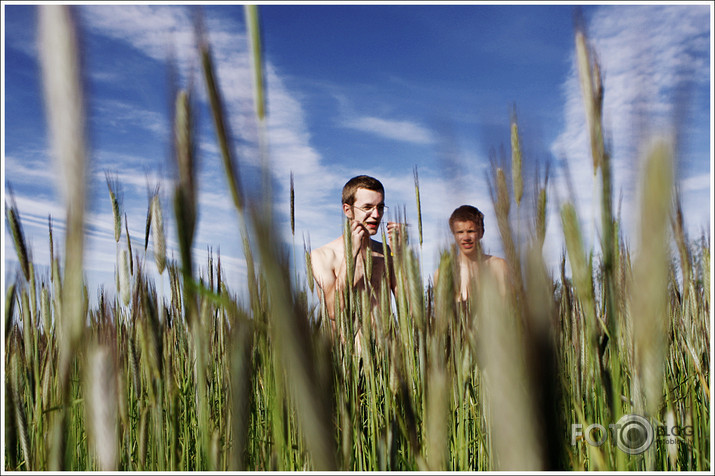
[536,187,547,249]
[290,172,295,236]
[496,168,510,219]
[510,111,523,207]
[575,30,605,172]
[6,201,30,282]
[414,166,423,247]
[151,194,166,274]
[106,172,122,243]
[119,250,130,306]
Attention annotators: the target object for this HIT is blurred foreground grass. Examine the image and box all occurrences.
[3,5,710,472]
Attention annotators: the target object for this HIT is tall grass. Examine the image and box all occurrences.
[4,6,710,472]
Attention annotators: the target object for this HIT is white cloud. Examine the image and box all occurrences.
[75,4,349,296]
[550,4,710,264]
[80,5,197,70]
[91,98,169,139]
[342,115,435,145]
[680,172,710,193]
[4,152,57,186]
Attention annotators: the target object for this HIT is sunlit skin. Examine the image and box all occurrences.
[311,188,401,327]
[436,218,509,301]
[452,220,483,258]
[455,219,508,300]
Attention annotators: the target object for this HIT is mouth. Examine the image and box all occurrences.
[363,221,380,233]
[461,242,474,249]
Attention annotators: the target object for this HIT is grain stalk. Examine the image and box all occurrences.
[124,213,133,276]
[38,5,88,470]
[6,192,31,282]
[631,137,674,419]
[106,172,122,244]
[510,106,523,208]
[85,344,118,471]
[575,28,620,422]
[150,193,166,275]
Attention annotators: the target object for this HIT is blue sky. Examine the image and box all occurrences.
[2,2,712,306]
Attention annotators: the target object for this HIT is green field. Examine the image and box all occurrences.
[4,6,710,472]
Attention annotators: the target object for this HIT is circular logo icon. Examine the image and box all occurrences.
[615,414,654,455]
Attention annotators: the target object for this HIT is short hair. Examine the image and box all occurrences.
[449,205,484,232]
[342,175,385,205]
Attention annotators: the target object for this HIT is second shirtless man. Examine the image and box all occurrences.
[436,205,509,303]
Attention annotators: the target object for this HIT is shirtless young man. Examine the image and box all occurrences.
[310,175,400,326]
[437,205,509,302]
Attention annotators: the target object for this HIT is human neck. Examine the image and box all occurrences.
[459,247,483,263]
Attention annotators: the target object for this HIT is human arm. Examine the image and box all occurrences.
[491,257,510,298]
[311,247,338,321]
[312,221,372,321]
[335,218,373,292]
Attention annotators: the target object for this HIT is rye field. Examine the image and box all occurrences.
[3,5,711,472]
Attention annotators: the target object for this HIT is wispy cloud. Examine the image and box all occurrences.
[91,98,170,139]
[80,5,197,70]
[342,115,435,145]
[74,4,340,294]
[680,172,710,193]
[5,152,58,187]
[551,4,710,253]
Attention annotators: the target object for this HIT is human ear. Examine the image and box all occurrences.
[343,203,353,219]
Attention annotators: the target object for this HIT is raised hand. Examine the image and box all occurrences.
[349,218,369,258]
[386,221,406,252]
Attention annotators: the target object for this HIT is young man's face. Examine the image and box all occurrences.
[344,188,385,236]
[452,219,484,257]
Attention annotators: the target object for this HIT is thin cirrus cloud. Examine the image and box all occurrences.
[76,5,345,293]
[5,153,57,187]
[681,173,710,193]
[550,4,710,252]
[342,115,436,145]
[80,5,196,66]
[4,5,249,297]
[91,98,169,139]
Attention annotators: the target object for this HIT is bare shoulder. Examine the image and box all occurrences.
[485,255,509,276]
[311,237,343,274]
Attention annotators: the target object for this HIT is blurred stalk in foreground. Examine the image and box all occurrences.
[631,137,674,418]
[575,26,619,419]
[38,5,88,470]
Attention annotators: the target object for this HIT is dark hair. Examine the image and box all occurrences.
[449,205,484,232]
[342,175,385,205]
